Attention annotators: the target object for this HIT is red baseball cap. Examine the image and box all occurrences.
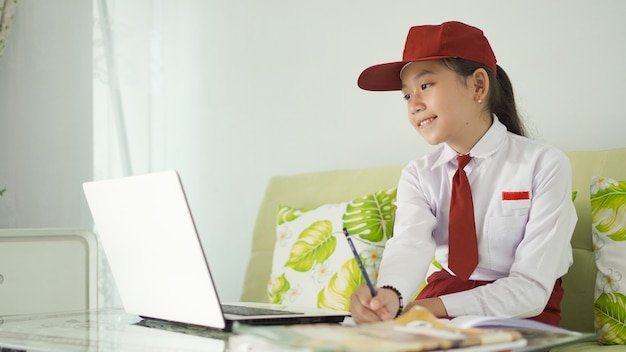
[357,21,497,91]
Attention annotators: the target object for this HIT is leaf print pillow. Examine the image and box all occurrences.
[591,176,626,345]
[268,187,397,311]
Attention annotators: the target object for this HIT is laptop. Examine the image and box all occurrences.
[82,170,348,331]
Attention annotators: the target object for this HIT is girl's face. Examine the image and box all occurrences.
[400,60,492,154]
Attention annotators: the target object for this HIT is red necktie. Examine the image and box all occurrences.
[448,154,478,280]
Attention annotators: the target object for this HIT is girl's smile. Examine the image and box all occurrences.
[416,115,437,128]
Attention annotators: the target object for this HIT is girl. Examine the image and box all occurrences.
[349,21,576,326]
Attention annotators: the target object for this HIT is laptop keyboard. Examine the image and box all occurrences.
[221,304,302,316]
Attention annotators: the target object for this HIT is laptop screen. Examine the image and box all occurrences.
[84,171,227,329]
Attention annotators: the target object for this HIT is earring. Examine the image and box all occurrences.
[478,99,483,104]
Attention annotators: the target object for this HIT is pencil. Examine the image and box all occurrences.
[343,227,377,297]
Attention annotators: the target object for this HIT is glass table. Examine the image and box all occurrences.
[0,308,229,351]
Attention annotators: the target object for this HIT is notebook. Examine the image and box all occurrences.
[82,170,348,331]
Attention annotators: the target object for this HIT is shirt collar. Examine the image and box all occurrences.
[431,115,507,170]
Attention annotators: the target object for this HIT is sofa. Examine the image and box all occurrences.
[241,147,626,351]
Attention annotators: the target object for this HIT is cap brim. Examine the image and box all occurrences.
[357,61,408,92]
[357,55,459,91]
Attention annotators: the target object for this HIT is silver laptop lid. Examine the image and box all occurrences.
[83,170,227,329]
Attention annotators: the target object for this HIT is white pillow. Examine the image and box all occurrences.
[267,187,397,311]
[591,176,626,345]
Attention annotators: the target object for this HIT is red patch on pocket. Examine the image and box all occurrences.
[502,191,530,200]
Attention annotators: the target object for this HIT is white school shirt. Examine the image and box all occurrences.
[376,117,577,318]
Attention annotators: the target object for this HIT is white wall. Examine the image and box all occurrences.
[0,0,92,228]
[2,0,625,304]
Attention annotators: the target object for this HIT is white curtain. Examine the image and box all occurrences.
[0,0,17,198]
[0,0,17,58]
[93,0,167,308]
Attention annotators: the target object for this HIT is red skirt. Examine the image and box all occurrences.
[416,270,564,326]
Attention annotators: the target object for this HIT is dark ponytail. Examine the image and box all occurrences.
[441,59,526,137]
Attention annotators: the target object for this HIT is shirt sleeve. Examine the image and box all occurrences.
[441,149,577,318]
[376,162,438,306]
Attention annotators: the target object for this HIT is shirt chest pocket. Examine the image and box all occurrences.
[500,191,531,216]
[484,215,528,272]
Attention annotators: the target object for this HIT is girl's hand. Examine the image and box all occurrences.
[349,285,401,323]
[404,297,448,318]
